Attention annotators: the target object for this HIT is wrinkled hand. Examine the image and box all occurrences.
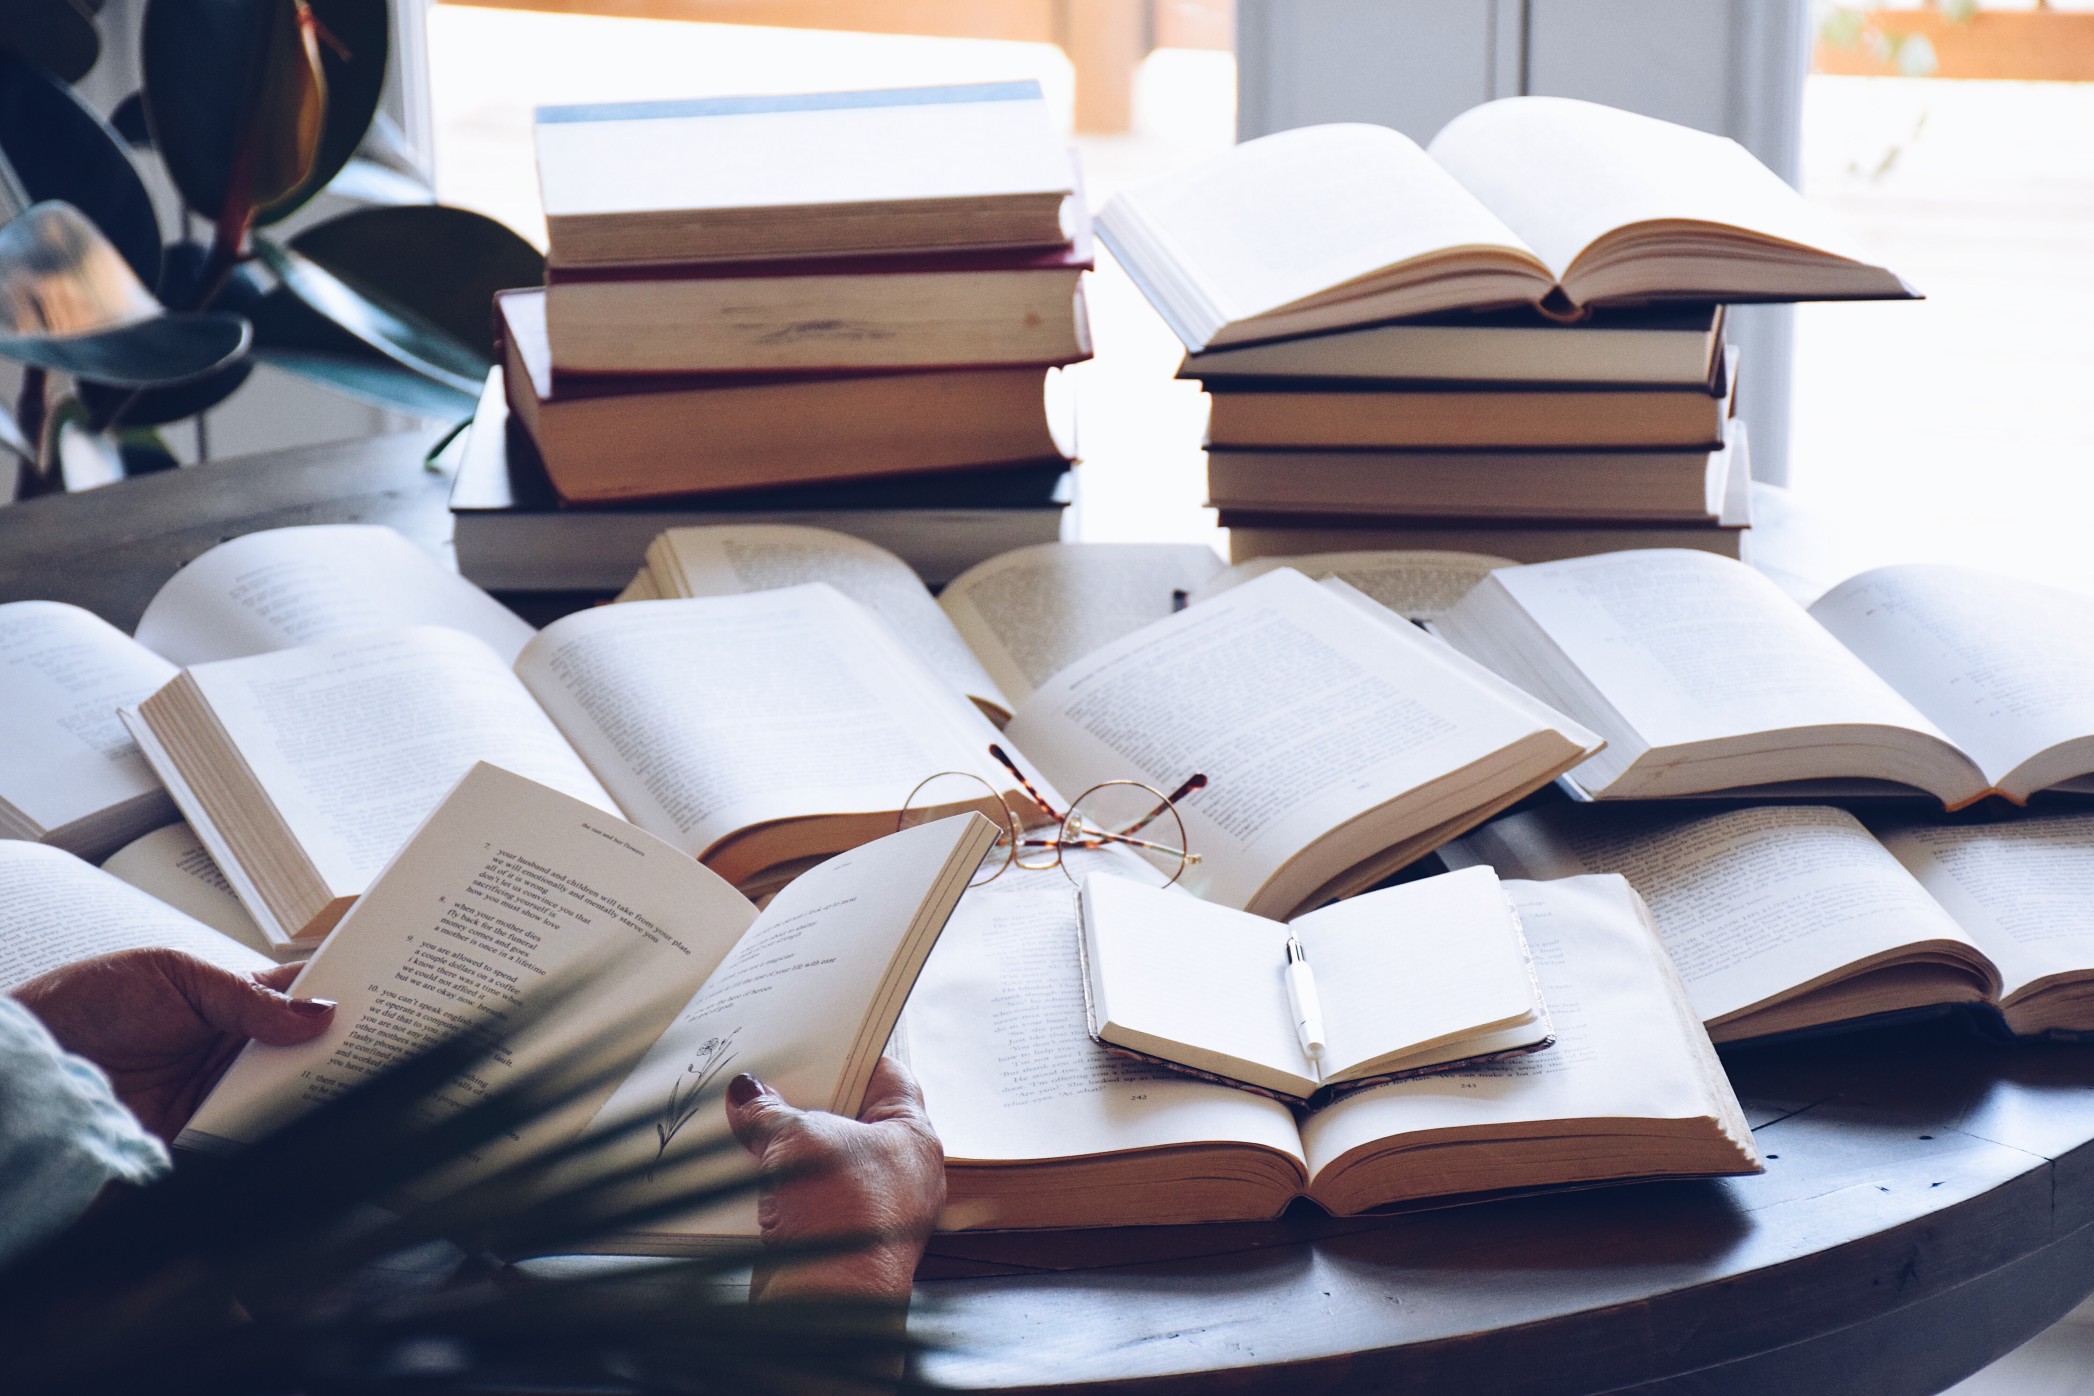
[724,1056,946,1303]
[12,948,336,1141]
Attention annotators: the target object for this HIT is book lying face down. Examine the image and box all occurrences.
[177,763,999,1254]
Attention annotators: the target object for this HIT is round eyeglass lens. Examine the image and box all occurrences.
[1058,780,1190,889]
[898,771,1018,886]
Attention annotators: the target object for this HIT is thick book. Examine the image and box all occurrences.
[0,527,532,862]
[1225,519,1750,566]
[1099,97,1913,351]
[628,534,1602,914]
[499,291,1072,503]
[1444,803,2094,1042]
[177,764,998,1253]
[1180,304,1725,386]
[998,569,1602,919]
[1434,550,2094,806]
[448,370,1072,592]
[544,226,1094,375]
[1202,347,1737,451]
[1208,418,1748,523]
[535,81,1075,268]
[127,581,1029,945]
[900,872,1760,1228]
[1078,867,1550,1102]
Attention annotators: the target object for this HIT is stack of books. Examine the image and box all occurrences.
[1184,305,1752,563]
[454,80,1091,590]
[1096,96,1913,566]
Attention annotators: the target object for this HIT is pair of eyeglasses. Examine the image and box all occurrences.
[898,744,1207,888]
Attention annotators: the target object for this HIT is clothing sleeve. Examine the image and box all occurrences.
[0,997,169,1264]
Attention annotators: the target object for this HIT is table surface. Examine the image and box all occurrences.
[5,432,2092,1395]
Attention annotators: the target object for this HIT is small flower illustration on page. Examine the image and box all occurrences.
[653,1026,742,1166]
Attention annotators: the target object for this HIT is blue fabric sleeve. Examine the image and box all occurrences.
[0,997,169,1264]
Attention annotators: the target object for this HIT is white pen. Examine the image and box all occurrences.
[1284,935,1327,1067]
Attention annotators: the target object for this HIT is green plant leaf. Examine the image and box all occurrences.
[116,425,181,474]
[0,202,250,387]
[257,0,389,224]
[287,203,543,359]
[0,0,99,83]
[0,52,161,284]
[247,285,478,416]
[141,0,328,227]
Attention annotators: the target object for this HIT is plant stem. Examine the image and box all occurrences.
[193,208,254,314]
[14,368,55,496]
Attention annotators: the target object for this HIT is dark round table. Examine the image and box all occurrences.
[9,433,2092,1395]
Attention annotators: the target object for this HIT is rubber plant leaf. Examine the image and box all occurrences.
[0,202,250,387]
[0,0,99,84]
[141,0,327,230]
[245,282,479,417]
[0,51,162,284]
[75,243,264,425]
[283,203,544,360]
[256,0,389,224]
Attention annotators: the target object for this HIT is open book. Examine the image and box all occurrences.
[129,582,1024,946]
[179,764,997,1253]
[1436,550,2094,807]
[1078,867,1549,1101]
[1444,803,2094,1042]
[0,838,274,992]
[900,871,1757,1228]
[1099,96,1912,351]
[617,526,1229,718]
[0,527,532,861]
[1003,570,1600,918]
[99,822,276,957]
[622,537,1595,917]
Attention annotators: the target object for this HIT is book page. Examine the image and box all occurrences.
[0,841,270,990]
[182,765,759,1166]
[135,525,535,667]
[1080,873,1320,1094]
[1874,813,2094,1004]
[1109,123,1541,323]
[1191,551,1511,623]
[1475,550,1954,754]
[185,627,619,896]
[574,815,991,1241]
[1004,568,1568,913]
[1301,875,1749,1195]
[1082,867,1536,1092]
[100,823,274,957]
[0,601,176,842]
[1289,865,1539,1078]
[518,587,1017,861]
[906,886,1303,1166]
[1444,804,1980,1029]
[1810,565,2094,793]
[1427,96,1877,285]
[938,543,1224,706]
[645,525,1011,719]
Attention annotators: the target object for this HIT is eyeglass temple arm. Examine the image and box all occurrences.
[987,743,1066,822]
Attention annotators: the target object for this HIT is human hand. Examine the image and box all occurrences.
[11,949,336,1141]
[724,1056,946,1304]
